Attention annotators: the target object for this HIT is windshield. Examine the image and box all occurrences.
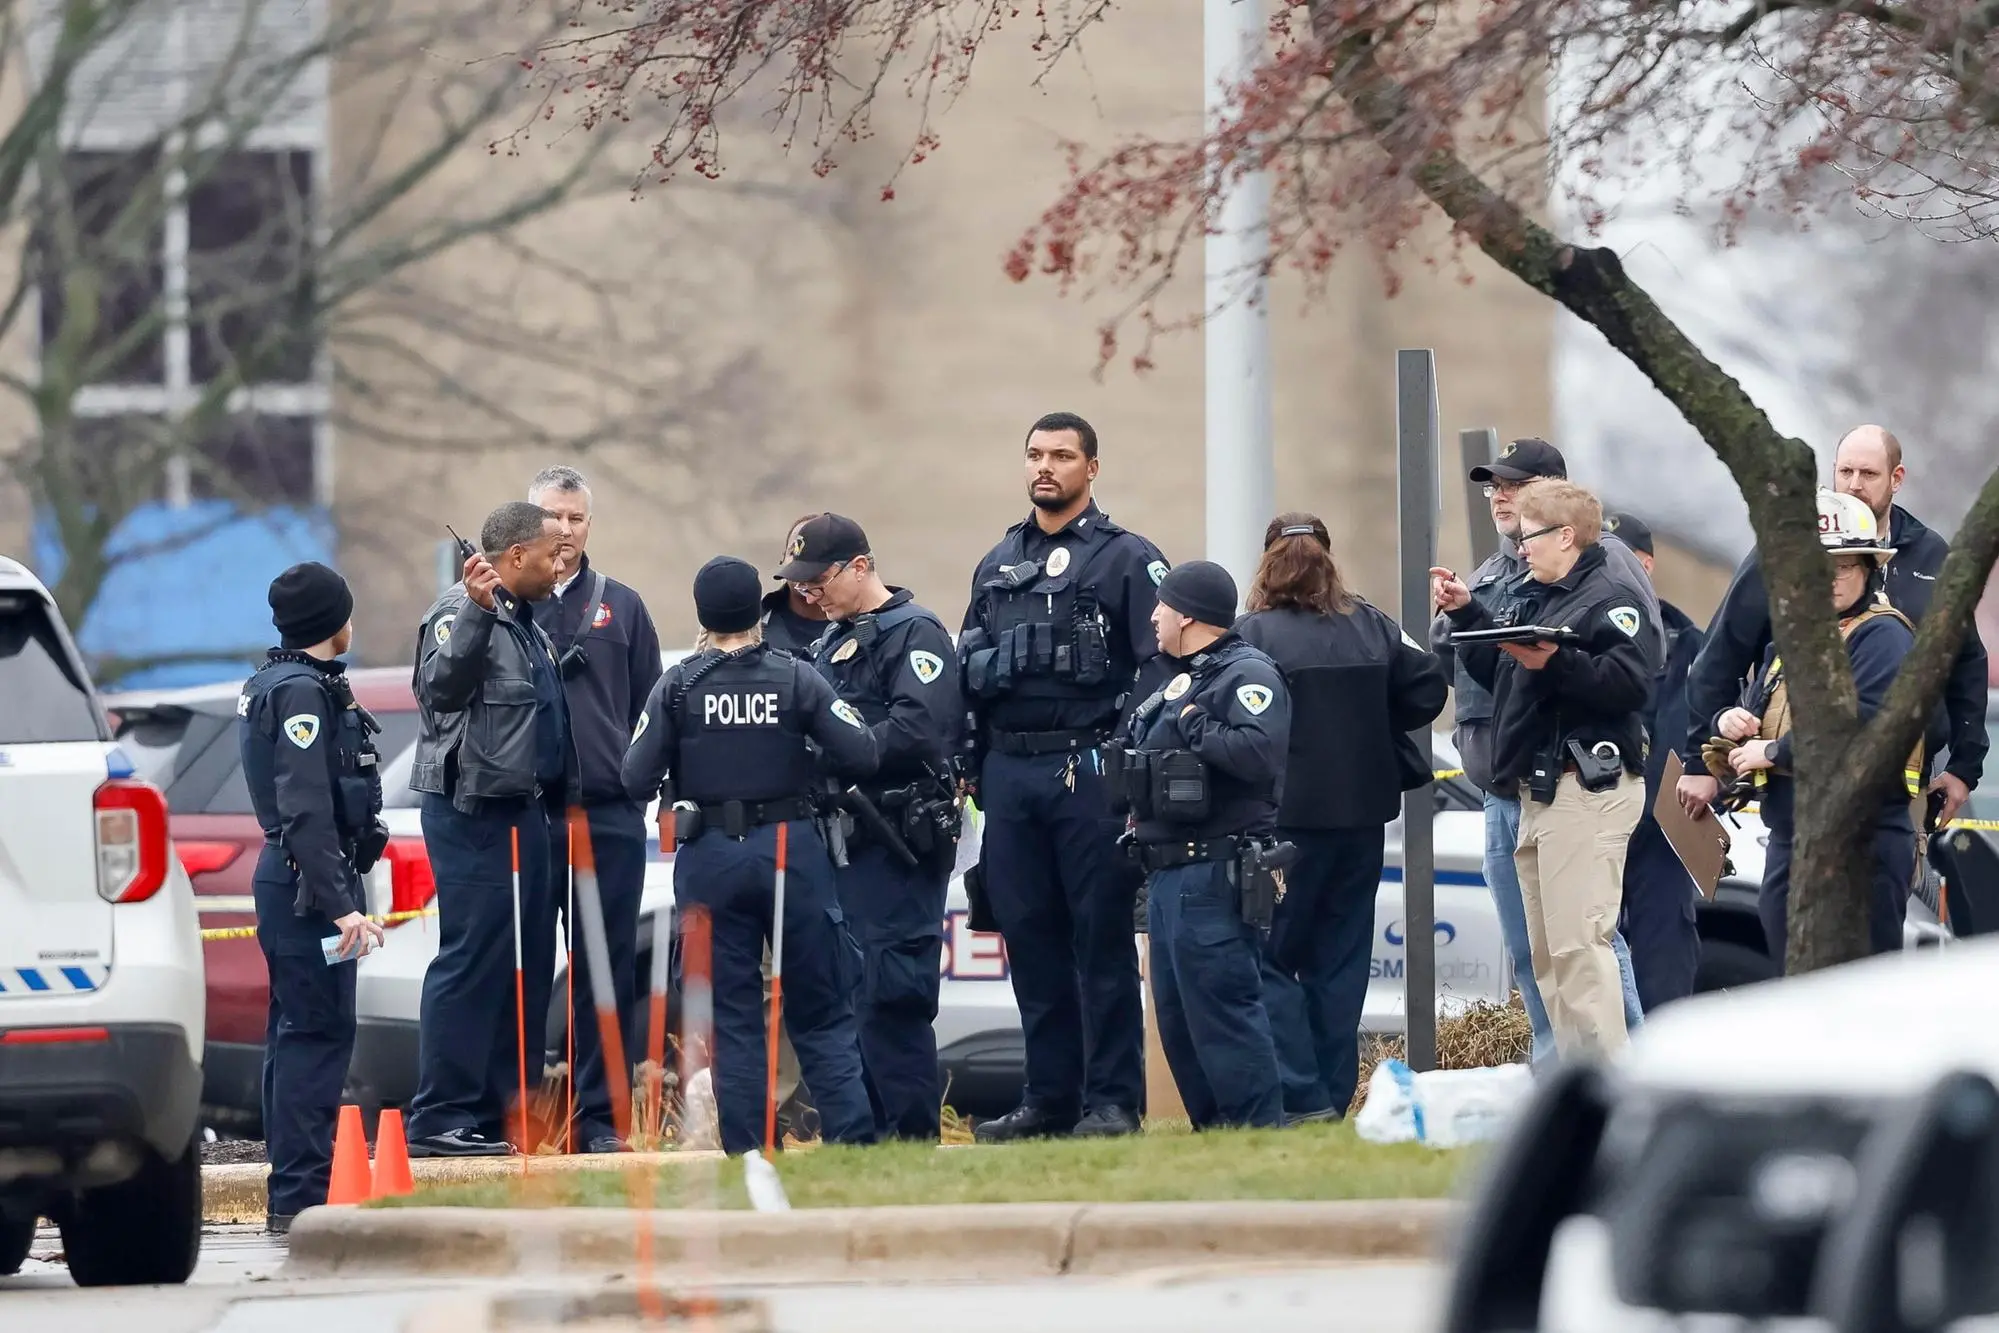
[0,592,103,744]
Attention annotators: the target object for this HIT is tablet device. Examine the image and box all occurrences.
[1448,625,1578,646]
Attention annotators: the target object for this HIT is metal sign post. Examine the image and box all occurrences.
[1396,350,1440,1073]
[1460,428,1500,570]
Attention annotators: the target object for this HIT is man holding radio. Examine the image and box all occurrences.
[1436,479,1659,1059]
[530,465,663,1152]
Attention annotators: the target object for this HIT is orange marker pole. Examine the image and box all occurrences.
[565,818,577,1154]
[570,807,633,1143]
[510,828,529,1173]
[764,821,787,1156]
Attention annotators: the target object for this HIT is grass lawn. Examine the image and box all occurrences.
[384,1121,1474,1211]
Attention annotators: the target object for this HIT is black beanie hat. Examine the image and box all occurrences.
[1156,560,1238,630]
[693,556,763,633]
[268,562,354,650]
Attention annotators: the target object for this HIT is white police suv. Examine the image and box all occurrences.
[0,556,206,1286]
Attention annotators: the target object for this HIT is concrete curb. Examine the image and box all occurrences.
[202,1151,722,1224]
[284,1198,1459,1281]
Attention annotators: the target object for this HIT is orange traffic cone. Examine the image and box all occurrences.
[326,1104,372,1205]
[370,1108,416,1199]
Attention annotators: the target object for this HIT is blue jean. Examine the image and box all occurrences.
[1483,792,1642,1064]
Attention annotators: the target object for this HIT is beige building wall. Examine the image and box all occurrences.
[325,1,1584,660]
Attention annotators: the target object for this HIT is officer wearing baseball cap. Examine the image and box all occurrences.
[1429,438,1652,1063]
[783,515,965,1141]
[1115,561,1291,1128]
[239,562,388,1233]
[623,556,882,1154]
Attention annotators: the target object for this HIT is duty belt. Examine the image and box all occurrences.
[1135,836,1245,871]
[690,796,818,837]
[987,727,1102,757]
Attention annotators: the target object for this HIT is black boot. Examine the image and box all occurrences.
[1072,1106,1140,1138]
[973,1104,1079,1144]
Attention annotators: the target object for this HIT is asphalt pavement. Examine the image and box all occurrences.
[1,1223,1447,1333]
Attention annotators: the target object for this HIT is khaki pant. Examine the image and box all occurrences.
[1515,772,1643,1057]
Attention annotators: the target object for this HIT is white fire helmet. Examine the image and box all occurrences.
[1817,490,1895,563]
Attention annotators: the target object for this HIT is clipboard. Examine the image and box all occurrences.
[1448,625,1581,646]
[1655,751,1730,899]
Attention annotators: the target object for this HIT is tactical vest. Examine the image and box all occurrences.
[1753,604,1923,797]
[1119,639,1269,835]
[669,647,819,804]
[814,600,941,728]
[972,528,1121,699]
[241,656,378,844]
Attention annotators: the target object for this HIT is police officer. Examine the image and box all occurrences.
[1705,491,1921,965]
[1235,515,1448,1122]
[760,514,830,654]
[1603,513,1705,1010]
[1427,437,1649,1065]
[528,466,664,1153]
[623,556,882,1155]
[960,411,1169,1143]
[778,513,963,1140]
[1679,425,1987,823]
[1118,561,1289,1130]
[407,501,574,1157]
[240,562,388,1232]
[1438,479,1658,1058]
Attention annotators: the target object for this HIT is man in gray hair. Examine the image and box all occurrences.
[527,465,663,1153]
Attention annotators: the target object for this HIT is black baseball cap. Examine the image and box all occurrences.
[1603,511,1654,555]
[773,512,870,581]
[1469,437,1567,484]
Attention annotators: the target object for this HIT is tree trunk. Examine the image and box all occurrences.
[1306,12,1999,970]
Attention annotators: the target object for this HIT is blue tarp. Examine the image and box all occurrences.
[32,500,336,690]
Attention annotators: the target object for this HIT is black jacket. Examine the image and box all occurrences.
[760,588,829,657]
[810,588,963,791]
[533,556,663,808]
[1235,600,1448,828]
[1684,503,1987,787]
[1124,634,1290,842]
[410,584,578,811]
[1449,544,1661,798]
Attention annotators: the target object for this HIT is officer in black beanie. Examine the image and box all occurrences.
[1115,559,1291,1129]
[238,562,387,1233]
[623,556,884,1154]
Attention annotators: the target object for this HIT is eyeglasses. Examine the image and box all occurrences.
[1517,523,1570,546]
[1482,481,1532,499]
[788,561,850,599]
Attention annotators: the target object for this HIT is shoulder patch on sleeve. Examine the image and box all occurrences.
[1147,559,1169,586]
[1235,683,1274,716]
[1400,627,1423,650]
[282,713,322,749]
[632,711,649,742]
[236,690,252,718]
[1607,606,1642,638]
[831,700,866,729]
[434,613,456,644]
[909,649,944,685]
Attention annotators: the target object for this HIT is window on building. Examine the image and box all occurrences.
[34,2,329,512]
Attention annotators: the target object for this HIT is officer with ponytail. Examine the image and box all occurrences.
[1236,515,1447,1123]
[622,556,881,1154]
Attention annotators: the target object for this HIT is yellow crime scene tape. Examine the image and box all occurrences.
[199,906,437,943]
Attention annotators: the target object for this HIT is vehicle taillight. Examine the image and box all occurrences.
[94,779,170,904]
[384,838,436,916]
[175,840,243,878]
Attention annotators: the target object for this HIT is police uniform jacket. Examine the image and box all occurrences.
[411,583,578,811]
[535,555,663,808]
[1236,600,1449,828]
[1446,543,1660,798]
[960,501,1169,743]
[1683,504,1986,789]
[811,588,962,794]
[759,589,829,658]
[239,652,381,918]
[1733,597,1914,836]
[1431,531,1658,793]
[1123,634,1290,844]
[622,644,881,807]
